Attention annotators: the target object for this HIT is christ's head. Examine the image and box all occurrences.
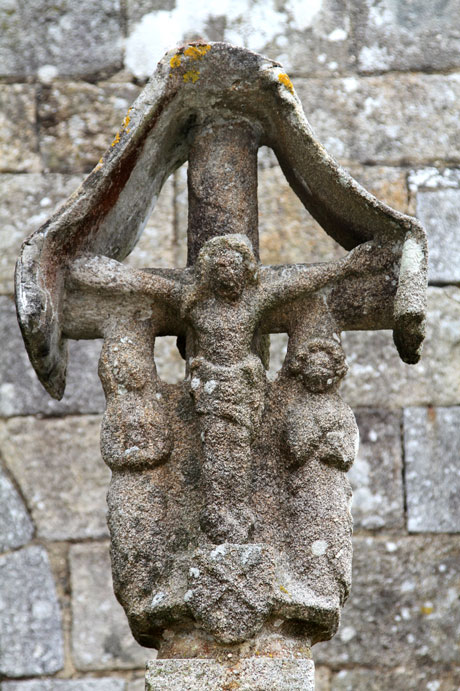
[196,234,259,300]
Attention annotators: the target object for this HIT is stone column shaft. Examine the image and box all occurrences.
[187,120,260,265]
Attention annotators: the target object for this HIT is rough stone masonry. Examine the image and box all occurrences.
[15,43,427,690]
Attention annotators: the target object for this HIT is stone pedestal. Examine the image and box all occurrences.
[145,656,315,691]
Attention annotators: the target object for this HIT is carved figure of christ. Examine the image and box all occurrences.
[69,233,371,543]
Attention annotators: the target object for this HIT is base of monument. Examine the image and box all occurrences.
[145,656,315,690]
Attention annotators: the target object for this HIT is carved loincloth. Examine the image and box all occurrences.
[189,354,265,431]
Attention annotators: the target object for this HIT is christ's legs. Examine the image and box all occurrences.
[198,417,255,543]
[189,355,266,543]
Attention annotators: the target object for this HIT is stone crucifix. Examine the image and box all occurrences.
[16,43,427,690]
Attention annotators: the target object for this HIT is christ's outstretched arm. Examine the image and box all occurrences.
[259,241,375,313]
[67,254,182,307]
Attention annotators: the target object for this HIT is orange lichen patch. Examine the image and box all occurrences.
[184,44,211,60]
[112,107,133,146]
[170,54,182,68]
[94,157,104,171]
[278,73,294,94]
[122,107,132,133]
[421,604,434,615]
[183,70,200,84]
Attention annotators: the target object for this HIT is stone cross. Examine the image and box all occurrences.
[16,43,427,690]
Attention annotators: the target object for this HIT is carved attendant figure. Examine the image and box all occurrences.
[99,318,172,471]
[98,318,173,624]
[284,337,358,472]
[278,336,359,632]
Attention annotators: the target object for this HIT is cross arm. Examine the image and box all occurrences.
[63,256,187,340]
[261,241,403,336]
[259,242,376,313]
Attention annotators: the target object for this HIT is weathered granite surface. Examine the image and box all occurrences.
[316,536,460,667]
[125,0,354,78]
[31,74,460,178]
[0,0,123,79]
[2,682,126,691]
[97,235,363,649]
[354,0,460,74]
[0,174,83,295]
[174,157,316,268]
[0,85,40,173]
[341,287,460,408]
[404,407,460,533]
[0,297,104,416]
[145,657,315,691]
[38,82,140,173]
[349,410,404,531]
[0,416,108,540]
[69,543,147,670]
[0,546,64,677]
[417,187,460,284]
[0,466,34,552]
[297,74,460,165]
[331,666,460,691]
[124,177,176,270]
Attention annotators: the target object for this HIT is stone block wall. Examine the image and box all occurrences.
[1,2,459,689]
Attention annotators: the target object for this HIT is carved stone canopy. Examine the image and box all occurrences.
[16,42,426,403]
[15,42,427,678]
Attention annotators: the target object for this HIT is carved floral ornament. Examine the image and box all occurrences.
[16,43,426,663]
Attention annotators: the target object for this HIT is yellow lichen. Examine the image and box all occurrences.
[279,585,290,595]
[122,109,132,133]
[421,604,434,615]
[278,73,294,94]
[94,157,104,171]
[170,54,181,68]
[184,44,211,60]
[111,108,133,145]
[183,70,200,84]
